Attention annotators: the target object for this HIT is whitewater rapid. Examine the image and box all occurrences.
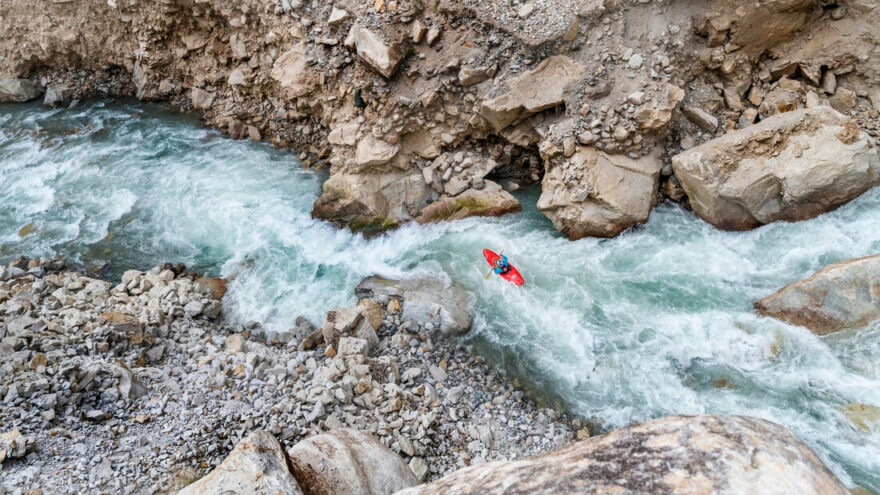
[1,100,878,489]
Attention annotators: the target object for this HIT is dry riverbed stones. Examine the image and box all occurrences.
[0,258,576,494]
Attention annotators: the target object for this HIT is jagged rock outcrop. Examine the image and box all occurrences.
[178,430,303,495]
[479,56,586,132]
[394,415,849,495]
[538,147,662,239]
[755,254,880,334]
[355,276,472,336]
[417,181,521,223]
[672,106,880,230]
[287,428,418,495]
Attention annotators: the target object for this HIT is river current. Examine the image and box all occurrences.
[1,100,878,489]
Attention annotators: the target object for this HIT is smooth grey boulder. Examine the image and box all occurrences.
[394,415,849,495]
[287,428,418,495]
[43,83,74,107]
[755,254,880,334]
[355,276,472,335]
[0,78,43,102]
[178,430,302,495]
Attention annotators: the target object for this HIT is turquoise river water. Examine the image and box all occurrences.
[1,100,878,489]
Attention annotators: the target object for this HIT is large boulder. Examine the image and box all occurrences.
[287,428,418,495]
[0,78,42,102]
[672,107,880,231]
[755,254,880,334]
[178,430,302,495]
[355,276,472,335]
[480,56,586,132]
[417,181,521,223]
[394,415,848,495]
[312,169,432,234]
[538,147,662,239]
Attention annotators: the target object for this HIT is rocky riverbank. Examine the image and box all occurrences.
[2,0,879,238]
[0,257,579,494]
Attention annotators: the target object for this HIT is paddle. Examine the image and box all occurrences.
[485,248,504,279]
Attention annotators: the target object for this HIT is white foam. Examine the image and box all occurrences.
[1,101,879,490]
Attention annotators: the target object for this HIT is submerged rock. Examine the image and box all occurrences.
[755,254,880,334]
[178,430,302,495]
[287,428,417,495]
[672,107,880,231]
[538,147,662,239]
[396,415,849,495]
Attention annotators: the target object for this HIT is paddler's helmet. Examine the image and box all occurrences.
[494,259,502,267]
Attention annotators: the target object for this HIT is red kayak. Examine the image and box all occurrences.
[483,249,525,286]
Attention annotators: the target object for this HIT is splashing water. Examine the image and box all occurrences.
[1,100,878,489]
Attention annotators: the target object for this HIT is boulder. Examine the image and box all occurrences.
[672,107,880,230]
[755,254,880,334]
[395,415,848,495]
[346,25,406,79]
[0,78,42,102]
[43,83,74,107]
[287,429,418,495]
[0,430,30,462]
[312,169,431,234]
[178,430,302,495]
[480,56,586,132]
[270,43,316,98]
[538,147,662,239]
[328,122,360,146]
[194,277,228,299]
[417,181,521,223]
[634,84,685,131]
[320,306,379,352]
[190,88,214,110]
[356,135,400,167]
[355,276,472,335]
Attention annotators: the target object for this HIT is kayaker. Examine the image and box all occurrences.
[493,255,510,274]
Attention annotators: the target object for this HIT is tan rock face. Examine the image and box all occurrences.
[538,147,662,240]
[480,56,586,132]
[395,415,849,495]
[417,181,521,223]
[287,428,417,495]
[672,107,880,231]
[356,135,401,167]
[178,430,303,495]
[698,0,818,58]
[270,43,315,98]
[755,254,880,334]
